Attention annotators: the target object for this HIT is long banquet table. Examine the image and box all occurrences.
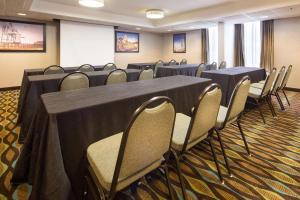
[12,75,211,200]
[17,69,140,142]
[17,65,105,114]
[156,64,201,77]
[127,62,174,70]
[201,67,266,106]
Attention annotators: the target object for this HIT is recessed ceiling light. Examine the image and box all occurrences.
[136,27,141,30]
[146,9,164,19]
[79,0,104,8]
[17,13,27,16]
[260,16,269,19]
[167,30,172,32]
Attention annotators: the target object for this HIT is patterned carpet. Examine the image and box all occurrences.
[0,90,299,200]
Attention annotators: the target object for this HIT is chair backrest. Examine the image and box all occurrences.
[196,63,206,77]
[139,69,154,81]
[59,72,90,91]
[210,62,217,70]
[182,84,222,152]
[219,61,226,69]
[44,65,65,75]
[105,69,127,85]
[77,64,95,72]
[180,59,187,65]
[154,60,164,76]
[271,66,286,94]
[280,65,292,90]
[222,76,251,128]
[168,59,177,66]
[261,68,277,97]
[111,96,175,193]
[103,63,117,71]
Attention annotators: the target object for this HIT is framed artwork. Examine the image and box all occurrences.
[0,19,46,52]
[173,33,186,53]
[115,31,139,53]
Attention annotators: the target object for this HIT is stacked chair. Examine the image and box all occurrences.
[59,72,90,91]
[77,64,95,72]
[44,65,65,75]
[85,97,181,200]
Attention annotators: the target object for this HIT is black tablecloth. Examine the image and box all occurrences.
[12,76,211,200]
[201,67,266,106]
[156,64,201,77]
[127,62,178,70]
[17,65,105,114]
[17,69,140,142]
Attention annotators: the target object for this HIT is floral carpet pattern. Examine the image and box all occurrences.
[0,90,299,200]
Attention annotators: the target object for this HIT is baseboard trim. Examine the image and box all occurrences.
[0,86,21,91]
[285,87,300,92]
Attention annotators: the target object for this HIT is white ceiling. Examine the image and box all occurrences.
[1,0,300,32]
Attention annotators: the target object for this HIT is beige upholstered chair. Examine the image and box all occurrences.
[138,69,154,81]
[168,59,177,66]
[219,61,226,69]
[214,76,251,177]
[105,69,127,85]
[43,65,65,75]
[211,62,217,70]
[195,63,206,77]
[180,59,187,65]
[172,84,224,183]
[85,97,179,200]
[154,60,164,77]
[103,63,117,71]
[251,66,286,111]
[77,64,95,72]
[278,65,292,107]
[59,72,90,91]
[248,68,277,123]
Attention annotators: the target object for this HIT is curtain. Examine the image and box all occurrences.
[201,29,209,63]
[208,26,218,64]
[244,21,261,68]
[260,20,274,72]
[234,24,245,66]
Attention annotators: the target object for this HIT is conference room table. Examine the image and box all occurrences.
[156,64,201,77]
[17,69,141,142]
[201,67,266,106]
[17,65,105,114]
[12,75,211,200]
[127,62,173,70]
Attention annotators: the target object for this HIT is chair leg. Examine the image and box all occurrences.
[282,90,291,106]
[275,92,285,111]
[170,150,187,200]
[255,99,266,124]
[162,164,174,200]
[208,137,224,184]
[266,96,277,117]
[237,120,251,156]
[215,129,232,177]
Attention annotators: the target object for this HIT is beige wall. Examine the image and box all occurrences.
[114,31,163,68]
[162,30,202,64]
[0,23,59,88]
[274,17,300,89]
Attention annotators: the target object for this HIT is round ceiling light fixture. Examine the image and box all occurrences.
[79,0,104,8]
[146,9,165,19]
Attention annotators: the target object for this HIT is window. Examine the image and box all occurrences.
[244,21,261,67]
[224,23,234,68]
[208,26,218,64]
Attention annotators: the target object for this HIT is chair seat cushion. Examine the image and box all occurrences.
[248,86,263,99]
[172,113,207,151]
[259,80,266,84]
[251,83,264,89]
[87,132,162,192]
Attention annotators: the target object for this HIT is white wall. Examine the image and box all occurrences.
[114,31,163,68]
[274,17,300,89]
[60,20,114,66]
[162,30,202,64]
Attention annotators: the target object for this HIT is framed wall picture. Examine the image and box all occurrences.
[0,19,46,52]
[115,31,139,53]
[173,33,186,53]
